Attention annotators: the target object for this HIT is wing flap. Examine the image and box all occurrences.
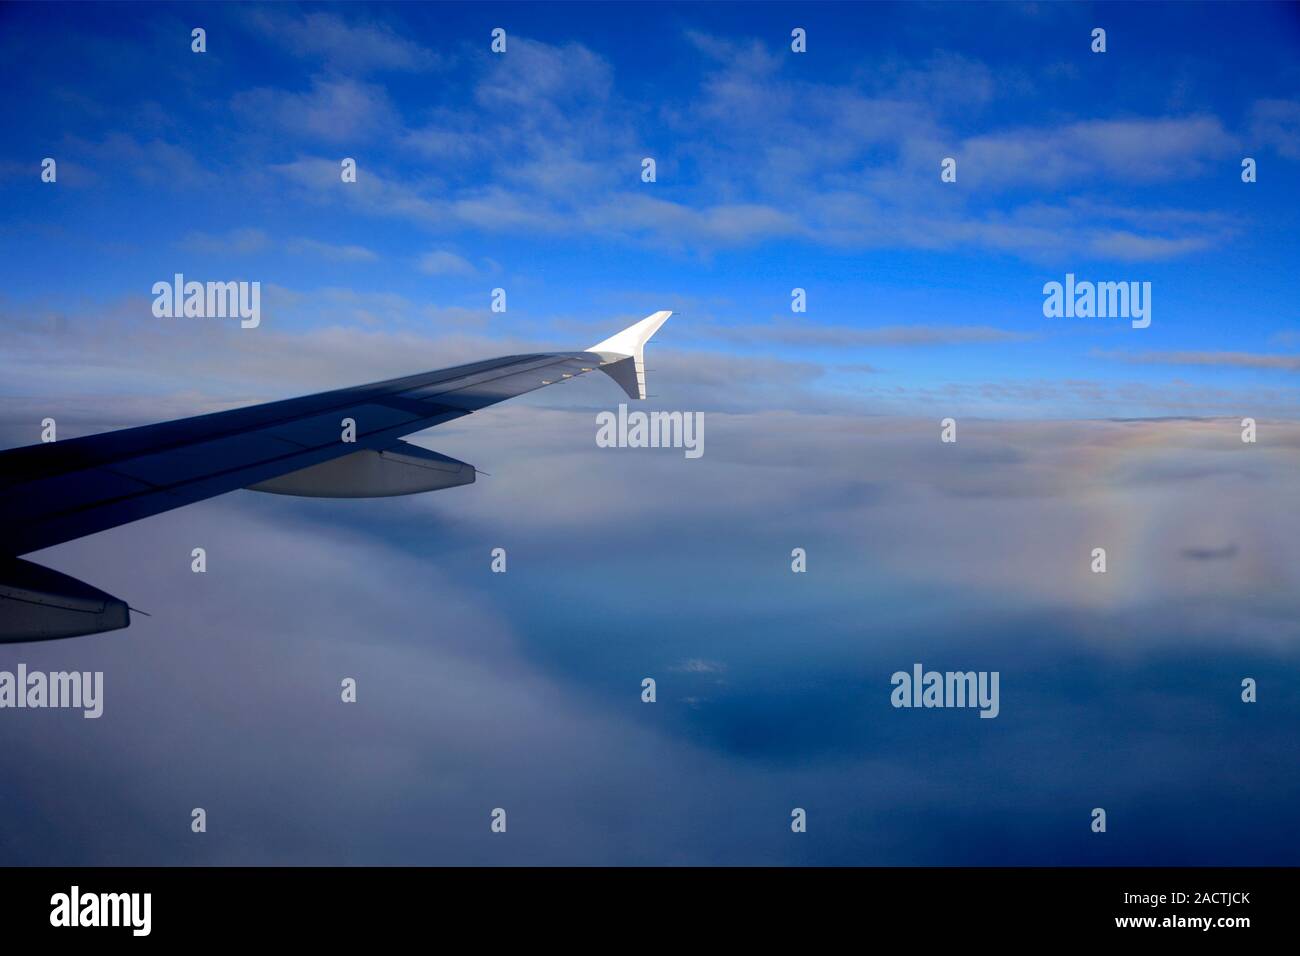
[247,442,475,498]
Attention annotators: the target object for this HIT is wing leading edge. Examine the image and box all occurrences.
[0,311,671,640]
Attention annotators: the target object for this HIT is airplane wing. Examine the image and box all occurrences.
[0,310,671,641]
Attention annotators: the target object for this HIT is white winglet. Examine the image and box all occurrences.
[588,310,672,400]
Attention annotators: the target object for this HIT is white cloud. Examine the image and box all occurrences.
[703,321,1032,348]
[181,228,271,255]
[417,250,476,276]
[237,33,1244,264]
[957,116,1237,188]
[1250,98,1300,160]
[673,659,727,674]
[242,9,442,73]
[1096,349,1300,372]
[287,237,379,262]
[178,231,378,263]
[232,76,398,143]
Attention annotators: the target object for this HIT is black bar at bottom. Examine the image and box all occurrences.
[0,866,1286,941]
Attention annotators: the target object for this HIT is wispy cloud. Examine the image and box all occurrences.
[417,250,476,276]
[1250,98,1300,160]
[241,9,445,73]
[242,31,1247,262]
[705,321,1033,348]
[673,659,727,674]
[180,230,378,263]
[287,237,379,262]
[957,117,1237,189]
[232,76,399,143]
[1096,349,1300,372]
[181,227,271,255]
[1181,544,1239,561]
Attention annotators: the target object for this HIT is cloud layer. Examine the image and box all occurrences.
[2,387,1298,864]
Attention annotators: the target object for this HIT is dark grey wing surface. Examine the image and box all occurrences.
[0,350,606,557]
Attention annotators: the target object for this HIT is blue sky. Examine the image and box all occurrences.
[1,1,1298,419]
[1,3,1299,867]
